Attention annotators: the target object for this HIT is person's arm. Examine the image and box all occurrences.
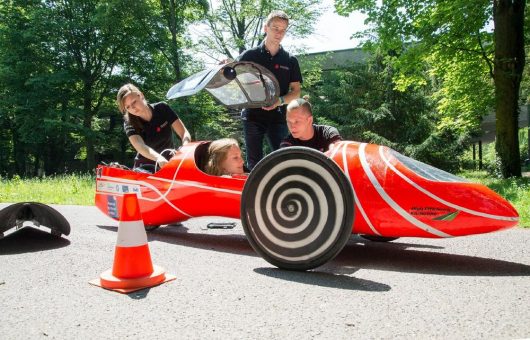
[171,119,191,145]
[262,81,301,111]
[218,57,234,65]
[325,127,343,152]
[128,135,169,167]
[327,142,340,153]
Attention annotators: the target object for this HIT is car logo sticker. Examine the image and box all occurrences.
[107,195,118,219]
[97,180,141,197]
[433,211,460,221]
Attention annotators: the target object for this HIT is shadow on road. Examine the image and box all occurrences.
[332,237,530,276]
[96,224,530,277]
[97,224,256,256]
[0,227,70,255]
[126,287,152,300]
[254,267,391,292]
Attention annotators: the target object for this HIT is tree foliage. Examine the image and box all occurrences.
[0,0,223,176]
[300,53,469,171]
[2,0,525,178]
[0,0,79,175]
[335,0,526,178]
[195,0,322,61]
[141,0,209,81]
[306,60,434,145]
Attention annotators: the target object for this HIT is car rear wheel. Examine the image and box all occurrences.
[241,147,354,271]
[360,235,399,242]
[144,225,160,231]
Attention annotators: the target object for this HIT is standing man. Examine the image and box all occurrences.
[237,10,302,170]
[280,96,342,153]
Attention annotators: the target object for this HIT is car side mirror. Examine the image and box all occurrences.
[223,66,236,80]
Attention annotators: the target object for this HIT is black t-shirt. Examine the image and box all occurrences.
[237,42,303,122]
[124,102,179,166]
[280,125,342,152]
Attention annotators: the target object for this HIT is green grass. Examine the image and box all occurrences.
[458,170,530,228]
[0,171,528,228]
[0,174,94,205]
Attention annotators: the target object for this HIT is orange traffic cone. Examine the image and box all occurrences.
[90,193,175,293]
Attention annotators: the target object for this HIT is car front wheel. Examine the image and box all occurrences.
[241,147,355,271]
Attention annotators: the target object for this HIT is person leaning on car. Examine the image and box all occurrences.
[116,83,192,173]
[280,96,342,153]
[236,10,303,170]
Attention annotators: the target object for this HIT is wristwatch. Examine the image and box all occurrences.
[279,96,285,105]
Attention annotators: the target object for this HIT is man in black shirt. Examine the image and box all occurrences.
[237,10,302,170]
[280,97,342,153]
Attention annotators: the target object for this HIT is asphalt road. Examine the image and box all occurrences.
[1,204,529,339]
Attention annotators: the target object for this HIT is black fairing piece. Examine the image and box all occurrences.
[0,202,71,238]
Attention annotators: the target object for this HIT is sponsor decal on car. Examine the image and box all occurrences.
[410,206,459,221]
[107,195,118,219]
[97,180,141,196]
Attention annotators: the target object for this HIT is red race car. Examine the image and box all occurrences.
[95,62,519,270]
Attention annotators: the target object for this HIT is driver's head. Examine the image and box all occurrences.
[286,96,314,141]
[206,138,245,176]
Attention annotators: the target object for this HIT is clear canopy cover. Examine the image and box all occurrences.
[166,61,280,110]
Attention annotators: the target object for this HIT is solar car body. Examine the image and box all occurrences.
[95,141,518,270]
[95,61,519,270]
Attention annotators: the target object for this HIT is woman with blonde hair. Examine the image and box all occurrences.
[205,138,245,176]
[117,83,191,172]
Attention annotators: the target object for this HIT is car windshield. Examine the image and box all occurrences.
[166,61,279,109]
[391,150,468,183]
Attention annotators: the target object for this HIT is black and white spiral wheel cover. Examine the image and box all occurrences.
[241,147,354,270]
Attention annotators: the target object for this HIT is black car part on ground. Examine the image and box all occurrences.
[0,202,71,238]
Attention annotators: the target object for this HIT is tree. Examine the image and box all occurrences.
[195,0,322,61]
[0,0,76,176]
[493,0,526,177]
[41,0,157,171]
[0,0,255,176]
[302,59,433,143]
[335,0,526,178]
[137,0,209,82]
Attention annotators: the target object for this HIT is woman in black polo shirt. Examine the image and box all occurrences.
[117,83,192,173]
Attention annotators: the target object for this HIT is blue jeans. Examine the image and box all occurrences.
[243,119,288,170]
